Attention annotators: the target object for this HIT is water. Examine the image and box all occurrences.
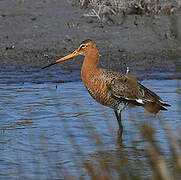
[0,64,181,179]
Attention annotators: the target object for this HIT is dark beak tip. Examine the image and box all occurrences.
[41,66,48,70]
[41,66,48,69]
[41,62,57,69]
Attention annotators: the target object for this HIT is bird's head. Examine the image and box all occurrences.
[42,39,97,69]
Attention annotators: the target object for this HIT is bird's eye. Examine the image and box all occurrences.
[80,44,87,49]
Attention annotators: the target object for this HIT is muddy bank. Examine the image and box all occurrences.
[0,0,181,83]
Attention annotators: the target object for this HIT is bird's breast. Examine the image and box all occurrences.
[81,69,118,109]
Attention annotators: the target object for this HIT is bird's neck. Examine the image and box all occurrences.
[81,48,99,84]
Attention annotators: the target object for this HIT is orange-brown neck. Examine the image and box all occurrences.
[81,47,99,86]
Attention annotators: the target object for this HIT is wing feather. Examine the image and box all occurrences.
[106,72,170,109]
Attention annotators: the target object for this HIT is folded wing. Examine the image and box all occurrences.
[107,74,170,113]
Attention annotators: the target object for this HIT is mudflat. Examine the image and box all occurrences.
[0,0,180,83]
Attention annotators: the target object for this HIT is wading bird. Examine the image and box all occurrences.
[42,39,170,139]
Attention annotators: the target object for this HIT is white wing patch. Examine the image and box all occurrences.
[136,98,153,104]
[136,99,144,104]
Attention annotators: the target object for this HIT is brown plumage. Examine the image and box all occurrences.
[42,39,170,138]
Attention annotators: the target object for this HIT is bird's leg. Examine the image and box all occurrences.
[114,110,123,138]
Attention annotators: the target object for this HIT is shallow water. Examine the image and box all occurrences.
[0,63,181,179]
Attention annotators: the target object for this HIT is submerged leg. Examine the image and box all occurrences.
[114,110,123,138]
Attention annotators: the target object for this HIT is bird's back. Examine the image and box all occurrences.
[82,68,170,113]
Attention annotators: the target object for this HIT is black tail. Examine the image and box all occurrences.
[143,102,170,114]
[160,102,171,107]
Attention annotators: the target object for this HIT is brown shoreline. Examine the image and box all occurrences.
[0,0,180,81]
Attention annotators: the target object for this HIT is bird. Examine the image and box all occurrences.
[42,39,170,139]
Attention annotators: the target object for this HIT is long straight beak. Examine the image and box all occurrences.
[42,50,79,69]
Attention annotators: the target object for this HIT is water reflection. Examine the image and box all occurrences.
[0,76,180,179]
